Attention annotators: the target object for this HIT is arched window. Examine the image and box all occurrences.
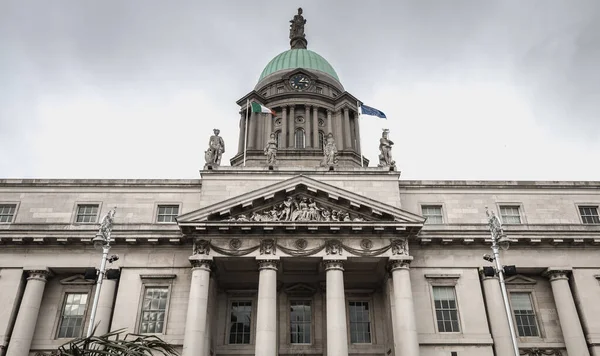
[295,129,305,149]
[318,131,325,150]
[275,131,282,148]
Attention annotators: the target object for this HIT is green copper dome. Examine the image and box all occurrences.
[258,49,340,82]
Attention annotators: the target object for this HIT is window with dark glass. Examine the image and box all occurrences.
[510,292,539,337]
[75,204,99,223]
[318,131,325,150]
[139,287,168,333]
[229,301,252,344]
[500,205,522,224]
[275,130,282,148]
[349,301,371,343]
[433,286,460,332]
[422,205,443,224]
[157,205,179,223]
[0,204,17,223]
[579,206,600,224]
[295,129,305,149]
[57,293,88,338]
[290,300,311,344]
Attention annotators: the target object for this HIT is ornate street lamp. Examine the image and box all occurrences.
[87,207,118,337]
[484,207,520,356]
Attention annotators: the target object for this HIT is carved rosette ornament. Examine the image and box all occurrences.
[27,269,50,282]
[229,238,242,250]
[360,239,373,250]
[294,238,308,250]
[544,269,570,282]
[323,260,344,271]
[258,260,279,271]
[193,239,210,255]
[391,239,409,255]
[260,239,276,255]
[325,240,342,255]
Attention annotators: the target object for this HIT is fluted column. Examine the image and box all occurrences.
[343,107,352,149]
[327,110,333,136]
[480,271,514,356]
[313,106,319,148]
[324,256,349,356]
[182,255,213,356]
[94,278,118,335]
[289,106,296,148]
[6,269,50,356]
[255,257,279,356]
[389,258,419,356]
[305,105,311,148]
[544,268,590,356]
[281,107,288,148]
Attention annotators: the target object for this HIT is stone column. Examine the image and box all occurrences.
[289,106,296,148]
[182,255,213,356]
[203,276,217,356]
[343,108,352,149]
[480,271,514,356]
[238,112,245,153]
[254,256,279,356]
[6,269,50,356]
[334,111,344,149]
[248,112,256,149]
[327,110,333,138]
[266,113,273,140]
[354,111,362,159]
[305,105,311,148]
[388,258,419,356]
[281,106,288,148]
[324,256,349,356]
[545,268,590,356]
[313,106,319,148]
[94,278,118,335]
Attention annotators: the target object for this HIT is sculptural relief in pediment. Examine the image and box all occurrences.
[224,195,370,222]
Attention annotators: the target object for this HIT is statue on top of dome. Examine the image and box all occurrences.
[289,8,307,49]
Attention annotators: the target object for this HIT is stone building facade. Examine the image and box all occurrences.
[1,9,600,356]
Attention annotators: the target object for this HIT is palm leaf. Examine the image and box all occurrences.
[57,329,179,356]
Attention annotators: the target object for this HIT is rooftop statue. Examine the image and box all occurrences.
[205,128,225,167]
[378,129,396,168]
[264,132,278,166]
[289,8,307,49]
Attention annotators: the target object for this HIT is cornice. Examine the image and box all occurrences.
[0,179,201,188]
[399,180,600,190]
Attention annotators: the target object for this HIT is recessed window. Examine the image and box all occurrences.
[0,204,17,223]
[349,301,371,343]
[579,206,600,224]
[229,301,252,344]
[139,287,169,333]
[433,286,460,332]
[510,292,539,337]
[422,205,443,224]
[295,128,305,149]
[75,204,99,223]
[57,293,88,338]
[290,300,311,344]
[500,205,522,224]
[275,130,282,149]
[318,131,325,150]
[157,205,179,223]
[316,87,323,94]
[277,87,284,93]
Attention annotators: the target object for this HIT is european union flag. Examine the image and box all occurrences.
[360,104,387,119]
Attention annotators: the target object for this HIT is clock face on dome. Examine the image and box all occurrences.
[289,74,311,90]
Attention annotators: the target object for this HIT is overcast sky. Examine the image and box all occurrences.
[1,0,599,180]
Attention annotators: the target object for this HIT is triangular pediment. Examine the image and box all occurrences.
[60,274,94,285]
[505,275,537,285]
[177,175,425,231]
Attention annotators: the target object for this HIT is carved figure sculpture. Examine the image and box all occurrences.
[289,8,306,39]
[205,129,225,166]
[391,239,409,255]
[320,133,338,166]
[264,132,278,165]
[378,129,395,167]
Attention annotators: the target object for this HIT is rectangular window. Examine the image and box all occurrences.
[139,287,168,333]
[316,87,323,94]
[349,301,371,343]
[57,293,88,338]
[579,206,600,224]
[290,300,311,344]
[75,204,99,223]
[422,205,443,224]
[500,205,522,224]
[433,286,460,332]
[157,205,179,223]
[0,204,17,223]
[229,301,252,344]
[510,292,539,337]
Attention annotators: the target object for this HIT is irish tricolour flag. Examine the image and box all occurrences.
[251,102,276,115]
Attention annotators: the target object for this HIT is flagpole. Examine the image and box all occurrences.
[357,100,364,167]
[243,99,249,167]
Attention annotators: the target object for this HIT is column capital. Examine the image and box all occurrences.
[387,258,412,272]
[257,259,279,271]
[327,110,332,115]
[26,269,50,282]
[544,267,572,281]
[323,259,345,271]
[189,255,213,271]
